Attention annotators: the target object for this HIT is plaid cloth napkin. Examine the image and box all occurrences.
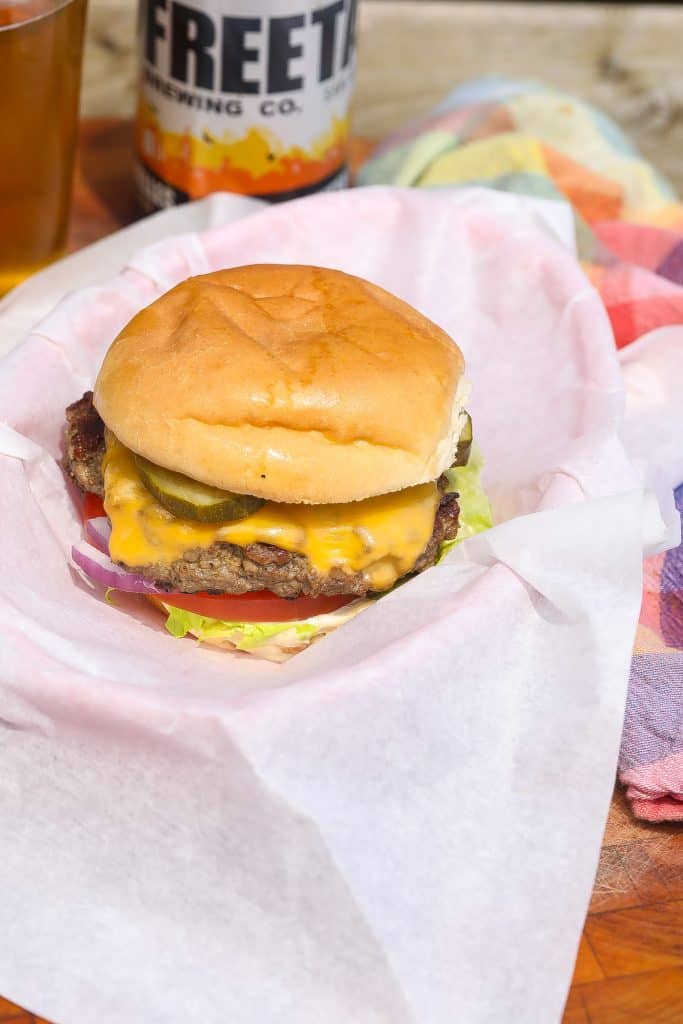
[358,76,683,821]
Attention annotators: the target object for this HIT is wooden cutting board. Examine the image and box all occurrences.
[2,118,681,1024]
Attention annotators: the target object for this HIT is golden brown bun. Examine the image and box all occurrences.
[94,265,465,504]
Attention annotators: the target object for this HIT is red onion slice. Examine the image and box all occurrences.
[84,515,112,554]
[71,539,166,595]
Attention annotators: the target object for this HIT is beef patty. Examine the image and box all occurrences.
[64,392,106,496]
[64,392,460,598]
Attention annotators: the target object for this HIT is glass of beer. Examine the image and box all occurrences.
[0,0,87,295]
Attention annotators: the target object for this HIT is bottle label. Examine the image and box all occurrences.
[136,0,357,209]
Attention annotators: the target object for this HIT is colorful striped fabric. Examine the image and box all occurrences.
[359,77,683,821]
[622,485,683,820]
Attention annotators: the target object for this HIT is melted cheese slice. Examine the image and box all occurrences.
[103,436,440,591]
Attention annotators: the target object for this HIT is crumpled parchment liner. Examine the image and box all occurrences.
[0,188,669,1024]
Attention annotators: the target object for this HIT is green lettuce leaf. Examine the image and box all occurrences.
[160,600,372,661]
[439,445,493,560]
[159,451,492,658]
[165,605,318,648]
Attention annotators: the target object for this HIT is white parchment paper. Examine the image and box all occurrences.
[0,188,667,1023]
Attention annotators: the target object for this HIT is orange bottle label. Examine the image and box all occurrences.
[136,0,357,210]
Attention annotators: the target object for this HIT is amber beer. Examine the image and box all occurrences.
[0,0,87,295]
[136,0,358,212]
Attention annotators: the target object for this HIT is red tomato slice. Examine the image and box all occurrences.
[83,492,106,522]
[158,590,354,623]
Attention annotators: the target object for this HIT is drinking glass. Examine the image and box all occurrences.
[0,0,87,295]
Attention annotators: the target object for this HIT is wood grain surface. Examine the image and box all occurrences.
[2,118,682,1024]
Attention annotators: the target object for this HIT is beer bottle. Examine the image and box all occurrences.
[135,0,358,213]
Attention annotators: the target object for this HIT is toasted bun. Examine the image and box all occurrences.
[94,265,465,504]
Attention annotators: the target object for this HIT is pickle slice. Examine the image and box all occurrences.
[134,455,264,523]
[452,411,472,467]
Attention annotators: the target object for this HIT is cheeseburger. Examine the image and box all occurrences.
[64,265,484,660]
